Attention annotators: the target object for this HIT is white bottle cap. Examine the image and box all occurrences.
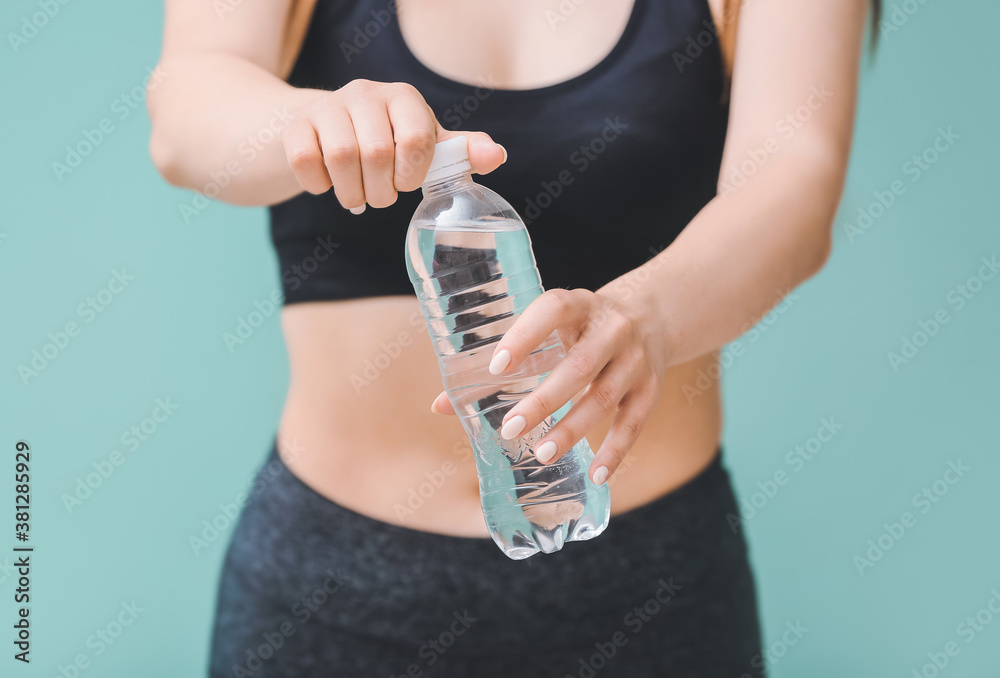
[423,137,472,186]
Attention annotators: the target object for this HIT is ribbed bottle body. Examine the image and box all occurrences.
[405,180,610,559]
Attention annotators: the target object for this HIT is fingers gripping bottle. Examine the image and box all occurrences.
[405,138,610,559]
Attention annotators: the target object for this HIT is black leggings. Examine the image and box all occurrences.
[209,442,763,677]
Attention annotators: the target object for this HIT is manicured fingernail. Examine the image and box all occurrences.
[350,205,366,215]
[430,399,442,414]
[535,441,557,464]
[500,415,525,440]
[592,466,609,485]
[497,144,508,164]
[488,349,511,375]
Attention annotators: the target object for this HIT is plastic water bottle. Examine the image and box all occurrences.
[404,138,611,559]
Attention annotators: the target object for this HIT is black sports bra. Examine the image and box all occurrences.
[271,0,729,304]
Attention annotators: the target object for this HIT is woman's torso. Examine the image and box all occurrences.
[273,0,730,537]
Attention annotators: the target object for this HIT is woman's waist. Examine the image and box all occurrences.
[278,299,723,530]
[277,416,722,539]
[278,370,723,534]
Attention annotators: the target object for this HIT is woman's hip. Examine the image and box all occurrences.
[210,440,762,677]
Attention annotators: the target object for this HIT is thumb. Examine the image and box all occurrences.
[435,126,507,176]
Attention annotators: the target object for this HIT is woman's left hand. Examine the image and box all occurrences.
[430,286,671,486]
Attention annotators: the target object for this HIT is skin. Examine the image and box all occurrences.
[149,0,869,537]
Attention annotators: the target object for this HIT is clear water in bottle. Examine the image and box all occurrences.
[404,138,610,560]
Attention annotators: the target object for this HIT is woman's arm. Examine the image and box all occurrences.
[147,0,317,204]
[638,0,868,365]
[443,0,872,483]
[147,0,503,208]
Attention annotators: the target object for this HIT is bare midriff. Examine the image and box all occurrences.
[277,298,722,538]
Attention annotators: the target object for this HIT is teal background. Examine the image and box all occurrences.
[1,0,998,676]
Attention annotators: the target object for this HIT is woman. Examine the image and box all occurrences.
[149,0,877,675]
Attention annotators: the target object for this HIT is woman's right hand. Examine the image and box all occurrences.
[281,79,506,213]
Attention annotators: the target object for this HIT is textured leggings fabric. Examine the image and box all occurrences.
[209,443,763,677]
